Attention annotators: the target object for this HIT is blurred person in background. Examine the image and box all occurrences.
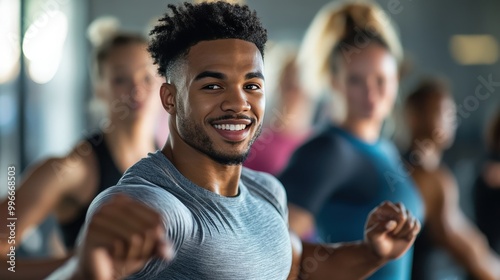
[244,43,315,175]
[278,1,424,279]
[474,109,500,254]
[403,79,500,280]
[0,19,163,279]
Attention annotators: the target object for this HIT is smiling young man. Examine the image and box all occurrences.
[48,2,420,280]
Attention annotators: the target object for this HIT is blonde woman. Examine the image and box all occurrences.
[279,2,424,279]
[0,20,163,279]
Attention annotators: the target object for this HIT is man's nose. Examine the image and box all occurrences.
[221,87,251,113]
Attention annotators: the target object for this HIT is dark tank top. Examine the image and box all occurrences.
[411,225,434,279]
[474,153,500,254]
[60,132,122,248]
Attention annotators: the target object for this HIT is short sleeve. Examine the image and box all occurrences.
[278,133,348,215]
[241,169,290,225]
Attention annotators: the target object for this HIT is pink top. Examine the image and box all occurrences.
[244,130,310,176]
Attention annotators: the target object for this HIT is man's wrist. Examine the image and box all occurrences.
[360,240,386,266]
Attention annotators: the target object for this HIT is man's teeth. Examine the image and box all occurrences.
[214,124,247,131]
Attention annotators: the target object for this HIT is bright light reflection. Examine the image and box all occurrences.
[450,35,498,65]
[22,10,68,84]
[0,0,21,83]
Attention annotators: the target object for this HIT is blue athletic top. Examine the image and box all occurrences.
[279,124,424,280]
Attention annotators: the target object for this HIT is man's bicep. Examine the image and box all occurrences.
[74,186,125,246]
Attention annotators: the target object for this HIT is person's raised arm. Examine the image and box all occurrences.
[0,142,96,279]
[288,201,420,280]
[0,141,96,254]
[424,167,500,280]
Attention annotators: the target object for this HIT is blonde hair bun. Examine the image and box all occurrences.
[87,16,121,47]
[298,0,402,97]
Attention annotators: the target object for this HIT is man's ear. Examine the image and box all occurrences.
[160,82,176,115]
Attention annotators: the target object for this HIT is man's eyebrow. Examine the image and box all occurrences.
[245,72,265,81]
[194,71,226,81]
[112,63,149,70]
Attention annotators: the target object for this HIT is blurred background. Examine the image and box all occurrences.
[0,0,499,278]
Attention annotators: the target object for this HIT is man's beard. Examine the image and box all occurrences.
[177,113,262,166]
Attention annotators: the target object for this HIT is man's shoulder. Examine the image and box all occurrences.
[103,151,191,213]
[241,168,287,211]
[295,125,346,156]
[122,150,161,173]
[93,183,186,212]
[118,151,175,186]
[241,167,284,191]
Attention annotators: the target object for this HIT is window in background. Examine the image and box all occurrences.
[0,0,21,198]
[23,0,68,84]
[22,0,87,165]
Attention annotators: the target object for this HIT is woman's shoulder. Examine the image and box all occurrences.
[299,124,346,150]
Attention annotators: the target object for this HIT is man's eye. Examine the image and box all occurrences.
[245,84,260,90]
[204,84,222,90]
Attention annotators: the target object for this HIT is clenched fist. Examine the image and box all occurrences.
[72,194,173,280]
[364,201,421,260]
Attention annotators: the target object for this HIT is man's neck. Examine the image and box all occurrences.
[162,138,241,197]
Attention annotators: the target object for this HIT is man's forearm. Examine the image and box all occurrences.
[0,256,71,280]
[297,241,385,280]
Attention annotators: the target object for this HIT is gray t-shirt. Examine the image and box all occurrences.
[81,151,292,280]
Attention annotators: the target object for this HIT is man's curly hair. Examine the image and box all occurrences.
[148,1,268,78]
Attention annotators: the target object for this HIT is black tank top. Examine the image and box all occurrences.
[474,153,500,254]
[60,132,122,249]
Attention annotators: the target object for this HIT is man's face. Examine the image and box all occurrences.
[419,94,457,148]
[172,39,265,165]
